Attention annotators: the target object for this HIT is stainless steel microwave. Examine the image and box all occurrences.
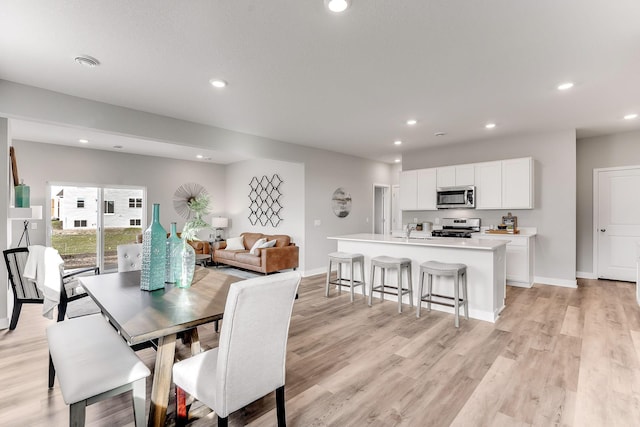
[436,185,475,209]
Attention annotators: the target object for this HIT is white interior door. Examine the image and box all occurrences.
[391,185,401,231]
[596,167,640,281]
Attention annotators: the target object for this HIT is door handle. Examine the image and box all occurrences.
[600,229,606,232]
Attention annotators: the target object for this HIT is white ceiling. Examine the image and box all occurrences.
[1,1,640,164]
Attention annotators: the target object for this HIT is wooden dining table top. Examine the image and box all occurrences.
[79,267,241,345]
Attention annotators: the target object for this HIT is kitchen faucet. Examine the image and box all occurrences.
[405,223,416,238]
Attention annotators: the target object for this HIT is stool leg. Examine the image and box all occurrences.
[462,271,469,320]
[368,264,375,306]
[454,272,460,328]
[349,259,355,303]
[325,259,332,298]
[397,266,402,314]
[380,268,386,303]
[427,273,432,312]
[407,264,413,308]
[337,263,342,295]
[416,269,423,318]
[360,260,366,297]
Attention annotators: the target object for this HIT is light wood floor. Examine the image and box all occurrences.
[1,274,640,426]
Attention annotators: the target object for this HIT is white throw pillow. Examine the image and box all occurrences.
[225,236,245,251]
[259,239,277,249]
[249,238,267,256]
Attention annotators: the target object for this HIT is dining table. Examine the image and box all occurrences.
[79,267,241,427]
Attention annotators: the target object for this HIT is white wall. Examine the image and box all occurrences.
[11,140,227,246]
[1,118,9,326]
[577,130,640,275]
[401,130,577,284]
[226,158,306,269]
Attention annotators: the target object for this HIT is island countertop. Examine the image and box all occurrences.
[328,233,508,251]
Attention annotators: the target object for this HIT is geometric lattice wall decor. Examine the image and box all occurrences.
[248,174,283,227]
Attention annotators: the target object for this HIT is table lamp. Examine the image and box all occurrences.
[211,217,229,241]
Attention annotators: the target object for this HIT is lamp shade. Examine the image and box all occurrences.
[211,217,229,228]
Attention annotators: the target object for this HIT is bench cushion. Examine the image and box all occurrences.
[46,314,150,404]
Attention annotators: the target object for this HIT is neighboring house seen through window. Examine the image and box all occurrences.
[130,219,141,226]
[129,198,142,208]
[104,200,115,214]
[74,220,87,227]
[77,198,85,208]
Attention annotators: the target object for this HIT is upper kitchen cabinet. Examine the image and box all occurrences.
[502,157,534,209]
[474,161,502,209]
[416,168,437,210]
[399,170,418,210]
[437,164,475,187]
[399,168,437,210]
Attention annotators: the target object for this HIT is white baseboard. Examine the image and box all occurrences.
[507,281,533,288]
[576,271,597,279]
[301,267,327,278]
[0,317,9,330]
[534,276,578,288]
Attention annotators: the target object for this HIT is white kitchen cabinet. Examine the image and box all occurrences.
[474,161,502,209]
[502,157,534,209]
[437,165,474,187]
[416,168,437,210]
[480,232,535,287]
[399,170,418,210]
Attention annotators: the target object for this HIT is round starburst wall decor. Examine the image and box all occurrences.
[173,183,208,219]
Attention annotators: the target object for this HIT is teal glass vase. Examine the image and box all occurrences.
[165,222,181,284]
[141,203,167,291]
[174,238,195,288]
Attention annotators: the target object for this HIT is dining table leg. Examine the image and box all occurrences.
[188,328,201,355]
[148,333,177,427]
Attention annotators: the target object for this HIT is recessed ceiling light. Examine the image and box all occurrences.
[325,0,350,13]
[394,140,402,145]
[557,82,574,91]
[196,154,204,159]
[624,113,638,120]
[485,123,496,129]
[406,119,417,126]
[78,138,89,144]
[209,79,227,88]
[434,132,446,137]
[394,159,401,163]
[74,55,100,68]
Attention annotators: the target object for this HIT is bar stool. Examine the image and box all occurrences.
[417,261,468,327]
[325,252,366,302]
[368,256,413,313]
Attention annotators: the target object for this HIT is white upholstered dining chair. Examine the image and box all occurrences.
[172,271,301,427]
[117,243,143,272]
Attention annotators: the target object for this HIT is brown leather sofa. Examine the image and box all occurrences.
[136,233,210,255]
[212,232,299,274]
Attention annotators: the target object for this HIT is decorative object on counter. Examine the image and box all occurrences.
[501,212,518,232]
[248,174,283,226]
[211,216,229,241]
[177,193,213,288]
[173,182,208,219]
[165,222,181,284]
[331,187,352,218]
[15,180,30,208]
[141,203,167,291]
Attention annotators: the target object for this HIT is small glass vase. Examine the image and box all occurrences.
[141,203,167,291]
[174,238,195,288]
[165,222,181,284]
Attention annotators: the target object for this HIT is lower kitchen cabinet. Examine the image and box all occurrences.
[481,232,535,287]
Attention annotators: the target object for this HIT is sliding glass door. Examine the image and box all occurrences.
[49,184,145,272]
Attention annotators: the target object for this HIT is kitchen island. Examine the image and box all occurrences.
[328,234,507,322]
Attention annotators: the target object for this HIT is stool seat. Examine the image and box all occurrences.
[326,252,365,302]
[421,261,466,273]
[417,261,468,327]
[369,256,413,313]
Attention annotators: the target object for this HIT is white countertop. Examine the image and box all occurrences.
[328,233,508,251]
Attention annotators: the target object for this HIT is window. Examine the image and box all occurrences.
[104,200,115,214]
[74,220,87,227]
[77,198,85,208]
[129,198,142,208]
[130,219,141,226]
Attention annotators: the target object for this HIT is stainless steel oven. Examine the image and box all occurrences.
[436,185,475,209]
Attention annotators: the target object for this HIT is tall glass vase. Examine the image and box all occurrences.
[141,203,167,291]
[165,222,181,284]
[174,238,195,288]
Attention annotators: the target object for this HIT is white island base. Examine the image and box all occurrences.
[328,234,507,323]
